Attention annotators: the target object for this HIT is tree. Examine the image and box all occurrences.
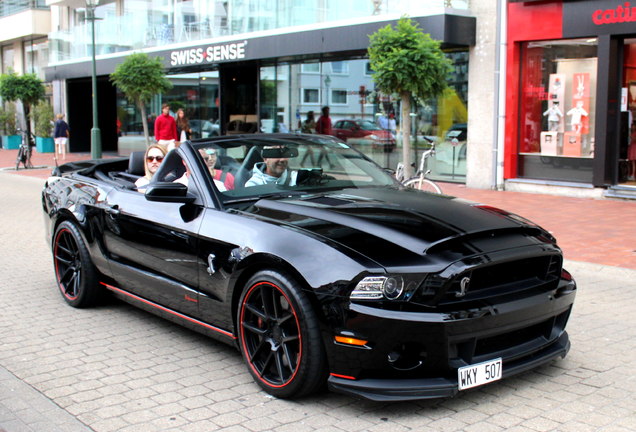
[0,72,46,145]
[368,17,452,177]
[110,53,173,146]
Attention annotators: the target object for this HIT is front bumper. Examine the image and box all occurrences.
[328,331,570,402]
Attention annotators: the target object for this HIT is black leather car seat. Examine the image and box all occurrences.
[128,151,146,176]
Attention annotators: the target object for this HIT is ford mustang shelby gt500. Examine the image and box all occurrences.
[42,134,576,401]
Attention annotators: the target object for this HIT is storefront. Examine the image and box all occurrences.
[45,13,475,176]
[506,0,636,191]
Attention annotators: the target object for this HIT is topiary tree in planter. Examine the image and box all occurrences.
[110,53,173,146]
[33,101,55,152]
[0,102,19,149]
[368,17,452,177]
[0,72,45,148]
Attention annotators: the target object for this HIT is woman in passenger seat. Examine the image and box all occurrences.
[135,144,167,191]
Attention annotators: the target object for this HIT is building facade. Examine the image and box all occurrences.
[505,0,636,198]
[39,0,476,181]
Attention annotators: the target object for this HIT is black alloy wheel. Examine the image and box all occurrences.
[238,270,326,398]
[53,221,100,308]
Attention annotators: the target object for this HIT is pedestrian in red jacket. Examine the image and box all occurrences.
[154,103,177,150]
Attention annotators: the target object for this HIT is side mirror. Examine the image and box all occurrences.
[145,182,196,203]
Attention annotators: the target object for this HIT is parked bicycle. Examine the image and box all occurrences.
[15,128,35,170]
[396,140,442,194]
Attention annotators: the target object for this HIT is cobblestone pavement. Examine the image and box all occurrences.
[1,172,635,432]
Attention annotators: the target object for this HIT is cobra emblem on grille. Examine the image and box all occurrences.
[456,276,470,298]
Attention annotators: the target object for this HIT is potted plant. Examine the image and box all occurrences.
[0,71,45,150]
[33,101,55,152]
[1,103,20,149]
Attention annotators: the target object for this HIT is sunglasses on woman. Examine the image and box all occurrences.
[147,155,164,162]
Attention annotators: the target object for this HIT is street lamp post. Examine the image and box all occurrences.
[86,0,101,159]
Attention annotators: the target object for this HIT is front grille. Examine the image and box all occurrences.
[474,318,552,357]
[412,254,562,306]
[457,309,571,364]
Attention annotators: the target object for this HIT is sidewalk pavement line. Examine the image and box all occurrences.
[0,171,48,184]
[0,365,92,432]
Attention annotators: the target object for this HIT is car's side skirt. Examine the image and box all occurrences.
[101,282,238,345]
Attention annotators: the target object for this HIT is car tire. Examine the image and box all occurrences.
[52,221,101,308]
[238,270,327,398]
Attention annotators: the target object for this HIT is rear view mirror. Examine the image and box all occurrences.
[261,147,299,159]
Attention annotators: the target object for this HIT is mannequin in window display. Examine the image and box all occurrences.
[543,101,563,132]
[566,100,588,134]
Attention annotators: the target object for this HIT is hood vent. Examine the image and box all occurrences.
[301,196,357,207]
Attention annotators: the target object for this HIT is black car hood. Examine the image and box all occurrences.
[243,187,554,269]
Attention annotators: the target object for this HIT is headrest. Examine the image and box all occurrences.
[128,151,146,175]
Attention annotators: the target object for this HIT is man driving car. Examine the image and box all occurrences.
[245,147,298,186]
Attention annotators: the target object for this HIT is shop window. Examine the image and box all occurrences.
[331,89,348,105]
[302,88,320,104]
[518,39,597,183]
[2,45,14,74]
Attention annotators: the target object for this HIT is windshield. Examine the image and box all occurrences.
[359,121,381,131]
[192,135,398,202]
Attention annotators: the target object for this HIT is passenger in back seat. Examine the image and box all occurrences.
[135,144,167,191]
[201,148,235,190]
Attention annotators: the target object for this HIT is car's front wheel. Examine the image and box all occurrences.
[238,270,327,398]
[52,221,100,308]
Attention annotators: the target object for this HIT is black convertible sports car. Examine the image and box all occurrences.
[42,134,576,401]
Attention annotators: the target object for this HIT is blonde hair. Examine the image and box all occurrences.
[144,144,168,180]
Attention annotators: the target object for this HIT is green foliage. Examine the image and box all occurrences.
[368,17,452,100]
[0,72,44,141]
[0,102,17,135]
[170,101,185,112]
[33,101,54,137]
[110,53,173,106]
[0,72,45,107]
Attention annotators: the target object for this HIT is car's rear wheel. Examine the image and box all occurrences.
[238,270,327,398]
[53,221,100,308]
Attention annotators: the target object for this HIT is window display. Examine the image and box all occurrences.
[518,39,597,182]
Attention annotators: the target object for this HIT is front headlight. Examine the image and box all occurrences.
[351,276,404,300]
[369,134,378,140]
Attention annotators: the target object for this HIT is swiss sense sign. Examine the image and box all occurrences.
[563,0,636,37]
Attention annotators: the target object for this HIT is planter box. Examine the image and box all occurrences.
[5,135,21,150]
[36,136,55,153]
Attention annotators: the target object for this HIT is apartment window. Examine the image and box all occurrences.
[301,88,320,104]
[365,61,373,76]
[331,89,348,105]
[301,63,320,73]
[330,61,349,75]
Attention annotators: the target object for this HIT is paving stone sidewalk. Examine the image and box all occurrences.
[1,172,635,432]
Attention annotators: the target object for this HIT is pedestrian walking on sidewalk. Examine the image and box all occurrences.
[53,114,70,161]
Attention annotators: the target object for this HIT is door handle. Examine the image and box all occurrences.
[207,253,216,275]
[105,205,120,216]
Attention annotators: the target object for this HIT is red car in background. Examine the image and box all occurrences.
[332,119,396,152]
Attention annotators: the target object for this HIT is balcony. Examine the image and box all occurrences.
[0,1,50,42]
